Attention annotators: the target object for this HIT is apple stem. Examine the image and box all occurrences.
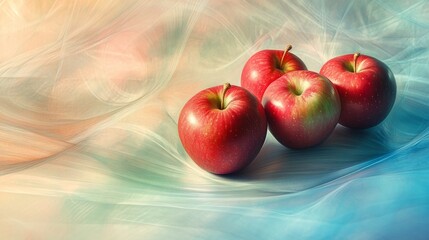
[220,83,231,109]
[280,44,292,67]
[353,52,360,73]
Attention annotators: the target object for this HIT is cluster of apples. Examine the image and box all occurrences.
[178,45,396,174]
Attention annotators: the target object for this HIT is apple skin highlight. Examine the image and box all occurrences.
[320,53,396,129]
[178,84,267,174]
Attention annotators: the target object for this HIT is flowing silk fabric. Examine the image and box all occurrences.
[0,1,428,239]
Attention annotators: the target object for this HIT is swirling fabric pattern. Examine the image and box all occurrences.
[1,1,428,239]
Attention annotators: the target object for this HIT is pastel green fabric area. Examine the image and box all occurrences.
[1,1,428,239]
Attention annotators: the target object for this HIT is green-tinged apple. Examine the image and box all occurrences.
[262,70,341,149]
[178,83,267,174]
[320,53,396,129]
[241,45,307,102]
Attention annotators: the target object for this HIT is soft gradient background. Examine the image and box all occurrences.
[0,0,428,239]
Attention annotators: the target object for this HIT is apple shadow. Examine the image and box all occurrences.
[223,125,393,189]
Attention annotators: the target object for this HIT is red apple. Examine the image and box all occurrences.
[178,83,267,174]
[320,53,396,129]
[262,70,341,149]
[241,45,307,102]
